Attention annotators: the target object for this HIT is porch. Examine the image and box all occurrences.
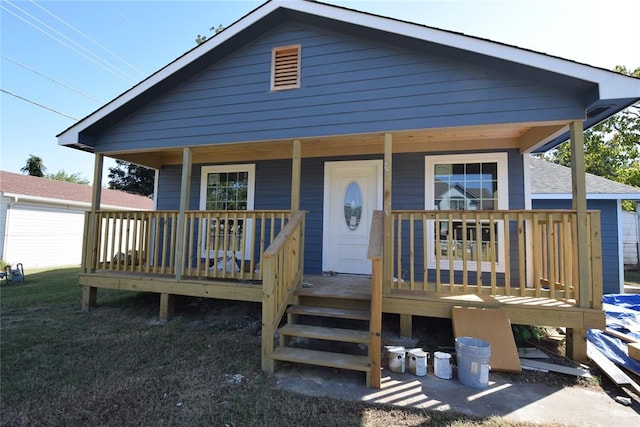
[79,204,605,388]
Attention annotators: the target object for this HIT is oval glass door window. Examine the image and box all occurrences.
[344,181,363,230]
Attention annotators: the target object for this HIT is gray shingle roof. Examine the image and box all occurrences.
[530,157,640,199]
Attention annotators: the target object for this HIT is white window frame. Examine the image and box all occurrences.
[199,164,255,260]
[425,153,509,272]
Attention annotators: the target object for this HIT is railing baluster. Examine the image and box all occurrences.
[546,212,556,297]
[532,213,541,297]
[518,213,526,296]
[422,213,428,292]
[503,213,511,296]
[409,213,415,290]
[447,213,454,292]
[396,213,403,288]
[461,213,468,293]
[435,213,441,291]
[475,213,482,294]
[489,213,496,294]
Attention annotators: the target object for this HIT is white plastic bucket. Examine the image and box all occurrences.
[455,337,491,388]
[388,349,406,373]
[408,349,428,376]
[433,351,452,379]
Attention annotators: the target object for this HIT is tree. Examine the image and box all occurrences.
[108,160,155,198]
[45,170,89,185]
[21,154,46,177]
[540,66,640,211]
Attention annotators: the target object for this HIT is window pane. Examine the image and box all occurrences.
[206,171,249,211]
[432,161,498,211]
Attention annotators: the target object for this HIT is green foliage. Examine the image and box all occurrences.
[107,160,155,197]
[45,170,89,184]
[540,66,640,212]
[512,324,545,345]
[0,260,9,270]
[20,154,46,177]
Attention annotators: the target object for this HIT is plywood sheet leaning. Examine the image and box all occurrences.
[452,306,521,373]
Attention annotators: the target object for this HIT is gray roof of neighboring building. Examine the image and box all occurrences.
[530,157,640,199]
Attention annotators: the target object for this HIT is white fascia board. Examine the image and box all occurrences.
[532,193,640,200]
[58,0,640,146]
[3,192,146,211]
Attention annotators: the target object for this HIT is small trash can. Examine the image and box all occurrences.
[388,348,406,373]
[408,349,428,376]
[455,336,491,388]
[433,351,452,379]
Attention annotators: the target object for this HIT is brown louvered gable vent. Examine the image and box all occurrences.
[271,45,301,90]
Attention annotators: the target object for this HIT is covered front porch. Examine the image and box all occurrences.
[78,121,605,388]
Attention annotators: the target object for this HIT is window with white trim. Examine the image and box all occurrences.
[271,45,301,91]
[199,164,255,259]
[425,153,509,271]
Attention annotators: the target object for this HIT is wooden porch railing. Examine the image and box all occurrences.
[389,210,602,308]
[261,210,306,373]
[83,210,291,281]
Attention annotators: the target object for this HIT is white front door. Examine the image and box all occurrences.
[323,160,383,274]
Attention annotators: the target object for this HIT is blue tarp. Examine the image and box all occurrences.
[587,294,640,375]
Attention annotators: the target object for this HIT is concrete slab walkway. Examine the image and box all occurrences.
[275,365,639,426]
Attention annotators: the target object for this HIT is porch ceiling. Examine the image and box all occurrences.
[112,121,569,169]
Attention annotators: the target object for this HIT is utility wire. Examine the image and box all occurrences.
[1,55,103,104]
[0,88,78,120]
[29,0,147,77]
[1,2,137,84]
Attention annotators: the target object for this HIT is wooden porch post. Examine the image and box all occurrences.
[567,120,589,362]
[383,133,393,293]
[174,147,192,281]
[291,139,301,213]
[81,153,103,311]
[159,293,174,321]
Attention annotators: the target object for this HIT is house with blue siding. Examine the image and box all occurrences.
[57,0,640,387]
[529,157,640,295]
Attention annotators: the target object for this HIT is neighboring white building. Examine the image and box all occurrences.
[0,171,153,268]
[622,209,639,267]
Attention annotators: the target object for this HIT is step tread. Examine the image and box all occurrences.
[287,305,371,321]
[272,347,371,372]
[279,323,371,344]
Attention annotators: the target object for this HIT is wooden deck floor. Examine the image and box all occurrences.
[299,274,372,300]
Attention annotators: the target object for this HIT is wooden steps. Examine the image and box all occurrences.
[279,324,370,343]
[272,347,370,372]
[272,280,374,384]
[287,304,370,320]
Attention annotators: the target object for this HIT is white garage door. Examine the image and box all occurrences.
[4,203,85,268]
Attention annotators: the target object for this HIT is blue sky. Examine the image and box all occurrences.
[1,0,639,185]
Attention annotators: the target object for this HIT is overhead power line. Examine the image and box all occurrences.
[29,0,147,77]
[0,88,79,120]
[1,55,103,103]
[1,2,138,84]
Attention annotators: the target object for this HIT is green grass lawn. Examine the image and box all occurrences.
[624,268,640,285]
[0,267,547,426]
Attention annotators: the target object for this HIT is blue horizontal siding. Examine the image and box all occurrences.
[94,20,586,153]
[157,150,527,276]
[533,198,619,295]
